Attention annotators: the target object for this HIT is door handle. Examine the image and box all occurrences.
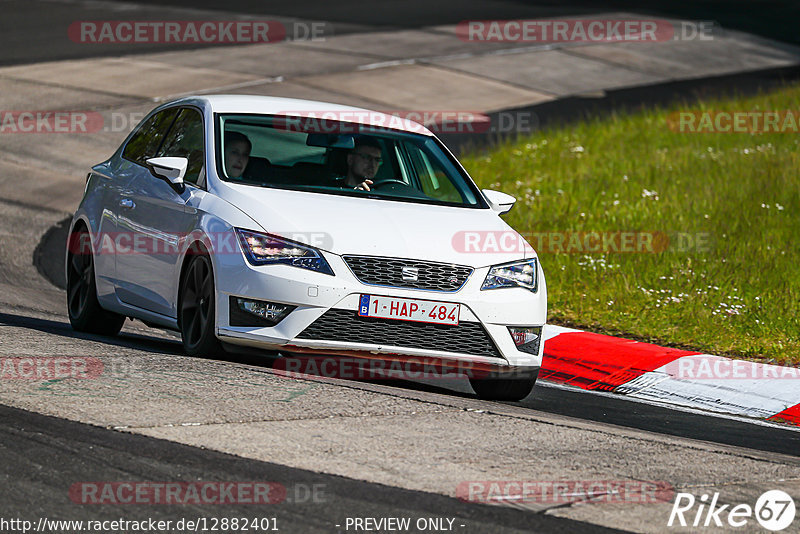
[119,198,135,209]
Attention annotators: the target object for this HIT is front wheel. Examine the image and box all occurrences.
[66,228,126,335]
[179,254,222,356]
[469,375,537,401]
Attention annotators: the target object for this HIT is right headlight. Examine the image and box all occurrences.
[235,228,334,276]
[481,258,538,292]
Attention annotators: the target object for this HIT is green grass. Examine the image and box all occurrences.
[461,83,800,365]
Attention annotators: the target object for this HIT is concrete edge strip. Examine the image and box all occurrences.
[540,325,800,426]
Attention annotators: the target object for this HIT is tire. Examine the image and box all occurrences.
[66,228,126,335]
[469,374,537,401]
[179,254,222,356]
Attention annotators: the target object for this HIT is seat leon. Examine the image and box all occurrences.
[66,95,546,400]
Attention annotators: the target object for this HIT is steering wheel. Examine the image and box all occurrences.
[372,179,408,190]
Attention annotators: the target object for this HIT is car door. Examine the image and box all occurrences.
[115,107,204,317]
[99,108,178,291]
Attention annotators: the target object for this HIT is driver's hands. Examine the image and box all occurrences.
[354,179,373,191]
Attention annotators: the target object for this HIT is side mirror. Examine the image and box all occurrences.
[146,157,187,191]
[482,189,517,214]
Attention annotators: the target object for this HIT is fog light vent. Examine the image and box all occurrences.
[230,296,295,327]
[508,326,542,355]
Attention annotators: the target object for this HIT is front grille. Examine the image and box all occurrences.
[297,309,502,359]
[343,255,472,292]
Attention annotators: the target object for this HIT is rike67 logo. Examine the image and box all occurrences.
[668,490,796,531]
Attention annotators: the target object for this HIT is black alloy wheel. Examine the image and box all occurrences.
[66,227,125,335]
[179,254,222,356]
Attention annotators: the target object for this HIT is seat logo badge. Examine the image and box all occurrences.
[401,267,419,282]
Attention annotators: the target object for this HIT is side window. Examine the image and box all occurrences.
[122,108,179,166]
[157,108,205,185]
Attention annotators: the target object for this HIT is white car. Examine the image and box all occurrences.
[66,95,546,400]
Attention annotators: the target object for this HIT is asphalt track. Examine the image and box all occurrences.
[0,403,626,534]
[2,298,799,533]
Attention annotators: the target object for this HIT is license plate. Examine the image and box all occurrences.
[358,295,460,325]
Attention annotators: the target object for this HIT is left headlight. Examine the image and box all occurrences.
[235,228,334,276]
[481,258,538,292]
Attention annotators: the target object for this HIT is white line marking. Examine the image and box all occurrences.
[539,379,800,431]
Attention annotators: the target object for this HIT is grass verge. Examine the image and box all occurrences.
[461,82,800,365]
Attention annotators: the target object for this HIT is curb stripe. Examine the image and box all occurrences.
[540,331,701,391]
[539,326,800,426]
[768,404,800,425]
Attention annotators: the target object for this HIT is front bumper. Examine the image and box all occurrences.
[214,248,546,370]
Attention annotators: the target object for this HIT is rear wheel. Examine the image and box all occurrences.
[469,375,537,401]
[66,227,125,335]
[179,254,222,356]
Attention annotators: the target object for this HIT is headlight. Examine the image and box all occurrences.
[235,228,334,275]
[481,258,538,292]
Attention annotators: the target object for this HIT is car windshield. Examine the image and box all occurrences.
[216,113,485,208]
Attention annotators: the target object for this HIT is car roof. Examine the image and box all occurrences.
[170,94,435,137]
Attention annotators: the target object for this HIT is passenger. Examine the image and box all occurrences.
[224,131,251,179]
[344,136,383,191]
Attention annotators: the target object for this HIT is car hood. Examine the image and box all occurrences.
[218,184,535,268]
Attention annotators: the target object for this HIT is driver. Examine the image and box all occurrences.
[344,136,382,191]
